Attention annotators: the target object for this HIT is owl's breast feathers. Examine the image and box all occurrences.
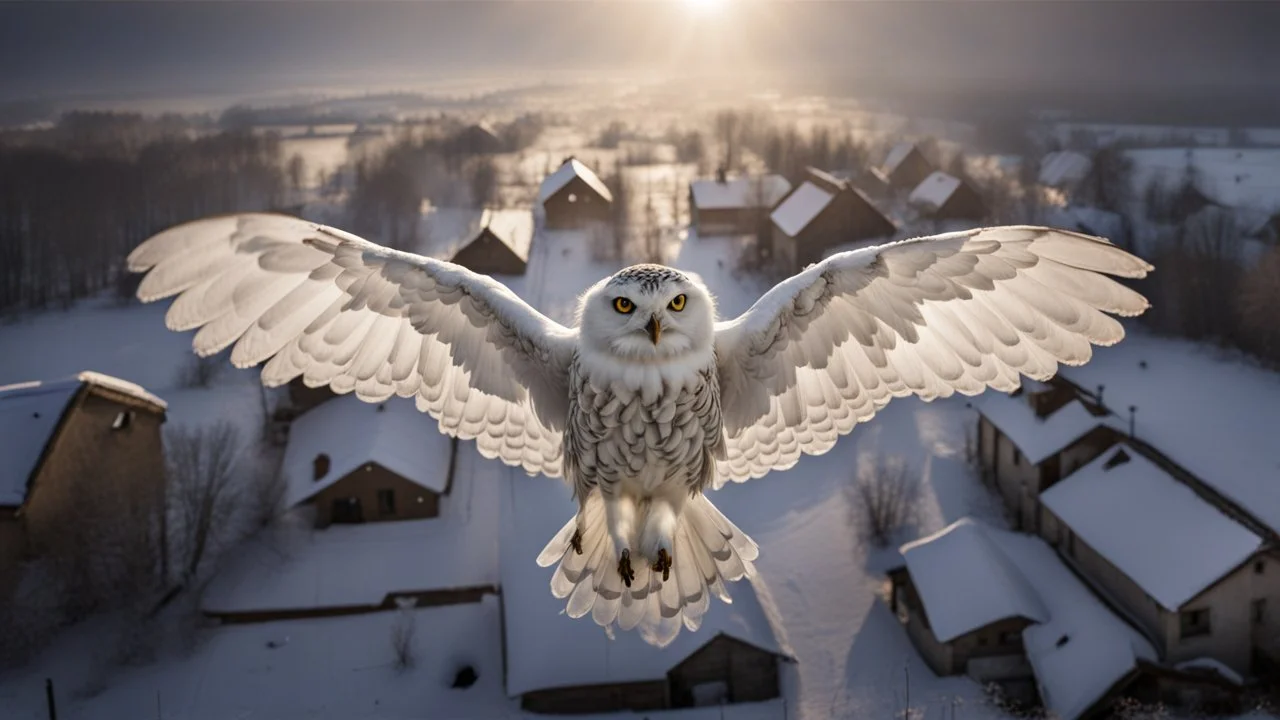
[563,355,723,501]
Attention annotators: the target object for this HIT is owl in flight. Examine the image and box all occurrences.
[129,215,1150,647]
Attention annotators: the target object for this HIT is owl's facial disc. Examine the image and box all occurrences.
[579,265,715,363]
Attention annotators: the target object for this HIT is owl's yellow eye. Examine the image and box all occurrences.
[668,294,687,312]
[613,297,634,314]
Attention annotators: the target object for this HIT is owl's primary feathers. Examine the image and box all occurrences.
[129,214,1151,647]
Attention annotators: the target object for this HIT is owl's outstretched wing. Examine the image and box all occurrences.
[712,226,1152,485]
[129,213,576,477]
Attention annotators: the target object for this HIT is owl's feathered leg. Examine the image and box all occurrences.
[603,491,639,587]
[640,488,684,581]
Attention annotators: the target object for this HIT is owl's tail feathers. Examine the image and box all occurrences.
[535,492,758,648]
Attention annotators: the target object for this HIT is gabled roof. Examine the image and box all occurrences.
[282,393,453,507]
[1039,151,1093,189]
[908,171,963,212]
[770,181,834,237]
[900,518,1048,642]
[454,208,535,263]
[690,175,791,211]
[901,519,1157,720]
[538,158,613,205]
[882,142,918,175]
[973,391,1121,466]
[0,372,166,506]
[1041,444,1263,611]
[500,475,793,696]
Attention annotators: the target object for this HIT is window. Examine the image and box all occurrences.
[1013,447,1022,466]
[111,410,134,431]
[1255,560,1266,575]
[999,631,1020,646]
[1254,599,1267,626]
[1180,608,1211,639]
[378,489,397,516]
[567,193,578,203]
[976,635,989,647]
[313,454,331,481]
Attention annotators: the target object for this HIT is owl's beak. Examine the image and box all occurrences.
[645,315,662,345]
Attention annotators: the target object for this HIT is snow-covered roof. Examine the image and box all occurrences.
[903,519,1157,720]
[1057,333,1280,537]
[1174,657,1244,686]
[908,171,962,212]
[0,372,167,506]
[882,142,917,174]
[203,440,500,614]
[973,392,1120,466]
[1041,444,1262,610]
[538,158,613,205]
[1126,148,1280,212]
[770,182,833,237]
[900,519,1048,642]
[475,208,535,261]
[500,474,793,696]
[690,175,791,211]
[283,394,453,507]
[1039,151,1093,189]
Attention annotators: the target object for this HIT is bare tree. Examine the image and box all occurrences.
[390,597,418,670]
[176,353,221,389]
[165,422,245,586]
[287,153,307,191]
[848,455,921,547]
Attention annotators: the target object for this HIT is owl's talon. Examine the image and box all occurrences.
[570,529,583,555]
[618,549,635,588]
[652,547,671,582]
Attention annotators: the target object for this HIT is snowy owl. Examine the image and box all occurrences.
[128,214,1151,646]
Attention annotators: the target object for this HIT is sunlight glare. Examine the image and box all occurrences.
[685,0,728,15]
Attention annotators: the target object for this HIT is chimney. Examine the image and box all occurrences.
[715,166,727,184]
[1128,405,1137,437]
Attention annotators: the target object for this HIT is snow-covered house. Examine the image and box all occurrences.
[1038,151,1093,192]
[539,157,613,231]
[1040,444,1268,677]
[973,379,1123,532]
[908,171,987,223]
[0,372,168,600]
[769,167,896,273]
[880,142,934,191]
[448,208,535,276]
[890,518,1159,720]
[450,121,504,155]
[501,475,793,715]
[688,173,791,237]
[282,394,457,528]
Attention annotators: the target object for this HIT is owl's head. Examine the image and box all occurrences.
[578,265,716,362]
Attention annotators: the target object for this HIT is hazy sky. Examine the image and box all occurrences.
[1,1,1276,103]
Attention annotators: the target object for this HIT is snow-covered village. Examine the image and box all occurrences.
[2,2,1280,719]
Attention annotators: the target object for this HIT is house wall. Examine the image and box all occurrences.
[450,231,527,275]
[20,389,167,605]
[888,150,934,190]
[1158,562,1256,675]
[979,416,997,485]
[788,190,895,270]
[288,378,337,415]
[521,681,668,714]
[990,426,1040,531]
[948,617,1033,678]
[1050,427,1121,491]
[1252,551,1280,665]
[312,464,440,528]
[693,207,763,237]
[667,635,780,707]
[543,176,611,230]
[0,510,23,600]
[892,573,956,675]
[935,183,988,222]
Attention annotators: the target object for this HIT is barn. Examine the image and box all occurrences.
[908,171,988,222]
[881,142,935,191]
[688,172,791,237]
[769,167,896,272]
[283,394,457,528]
[501,474,793,714]
[450,122,504,155]
[539,158,613,230]
[0,372,167,601]
[448,208,535,276]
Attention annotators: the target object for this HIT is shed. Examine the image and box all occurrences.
[689,174,791,237]
[450,122,504,155]
[283,394,456,528]
[501,475,793,714]
[881,142,935,190]
[448,208,535,276]
[769,168,896,272]
[909,171,988,222]
[539,158,613,230]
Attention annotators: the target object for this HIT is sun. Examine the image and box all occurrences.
[684,0,728,14]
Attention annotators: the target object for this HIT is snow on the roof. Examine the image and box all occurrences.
[203,440,499,613]
[500,474,793,696]
[690,175,791,211]
[882,142,916,174]
[1041,444,1262,610]
[905,519,1156,720]
[972,392,1120,466]
[0,372,168,506]
[1174,657,1244,686]
[908,171,962,212]
[1057,333,1280,536]
[770,182,833,237]
[1039,151,1093,189]
[1126,147,1280,211]
[476,208,535,261]
[282,394,453,507]
[538,158,613,205]
[900,518,1048,642]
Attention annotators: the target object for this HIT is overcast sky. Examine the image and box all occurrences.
[1,1,1275,103]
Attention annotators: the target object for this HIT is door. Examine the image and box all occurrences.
[331,497,365,524]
